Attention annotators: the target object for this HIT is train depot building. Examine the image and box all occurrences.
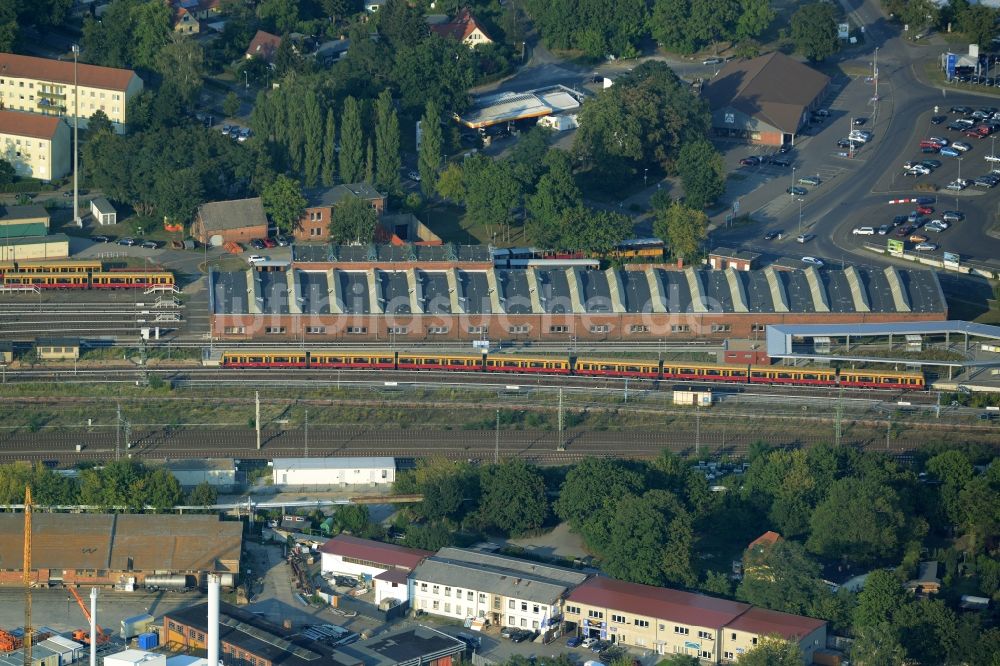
[208,248,946,343]
[0,513,242,588]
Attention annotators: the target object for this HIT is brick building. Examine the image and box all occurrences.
[192,197,268,246]
[208,260,947,343]
[0,513,241,588]
[294,184,387,243]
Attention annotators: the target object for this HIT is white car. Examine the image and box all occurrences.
[926,220,949,232]
[914,242,938,252]
[928,136,949,146]
[797,233,814,243]
[853,226,876,235]
[952,141,972,152]
[247,254,266,264]
[581,638,599,649]
[946,180,967,191]
[910,164,931,175]
[801,256,824,267]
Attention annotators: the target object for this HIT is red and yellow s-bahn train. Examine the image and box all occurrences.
[0,260,174,289]
[212,350,926,390]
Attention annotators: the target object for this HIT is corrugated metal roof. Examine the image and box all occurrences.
[726,606,825,640]
[317,535,431,570]
[272,457,396,471]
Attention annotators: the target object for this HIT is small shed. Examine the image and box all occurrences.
[708,247,761,271]
[34,337,80,361]
[90,197,117,226]
[0,341,12,364]
[673,387,712,407]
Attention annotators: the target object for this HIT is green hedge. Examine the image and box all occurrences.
[0,180,57,194]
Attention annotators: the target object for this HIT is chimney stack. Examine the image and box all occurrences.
[89,588,97,666]
[207,575,221,666]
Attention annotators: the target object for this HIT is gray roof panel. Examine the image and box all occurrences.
[339,271,370,314]
[210,271,248,315]
[419,270,452,314]
[741,271,775,313]
[900,269,944,313]
[380,271,412,315]
[256,271,288,315]
[858,268,895,313]
[782,271,815,313]
[655,269,691,313]
[537,269,571,314]
[579,270,613,313]
[620,270,652,313]
[497,269,532,314]
[297,271,331,314]
[821,271,855,313]
[457,270,491,314]
[703,271,733,313]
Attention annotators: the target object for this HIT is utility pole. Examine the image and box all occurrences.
[255,391,261,450]
[115,403,121,460]
[886,418,891,451]
[71,44,81,228]
[304,407,309,458]
[557,389,565,451]
[834,386,844,446]
[624,378,629,404]
[494,409,500,464]
[695,405,701,456]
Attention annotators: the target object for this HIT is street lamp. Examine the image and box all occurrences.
[644,168,648,187]
[791,166,796,190]
[72,44,80,228]
[873,47,879,103]
[797,198,804,235]
[244,70,249,89]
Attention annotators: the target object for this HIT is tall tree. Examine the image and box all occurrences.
[654,201,708,264]
[322,109,337,187]
[850,624,907,666]
[435,163,465,201]
[853,569,911,630]
[0,2,17,52]
[262,175,307,234]
[188,482,218,506]
[736,0,776,41]
[223,92,241,119]
[329,195,378,244]
[339,96,364,183]
[737,637,802,666]
[156,36,205,107]
[791,2,840,61]
[677,139,725,209]
[737,540,828,616]
[132,0,171,70]
[154,166,203,226]
[364,138,374,184]
[478,459,547,536]
[525,149,581,248]
[417,100,443,197]
[570,208,633,256]
[462,154,522,239]
[378,0,429,49]
[807,476,909,564]
[554,457,644,529]
[302,91,324,187]
[374,89,401,193]
[601,493,673,585]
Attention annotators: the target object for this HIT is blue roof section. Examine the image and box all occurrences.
[766,321,1000,357]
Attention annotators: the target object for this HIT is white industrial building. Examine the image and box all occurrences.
[162,459,237,491]
[36,636,84,666]
[271,457,396,487]
[318,534,431,606]
[410,547,589,634]
[102,651,166,666]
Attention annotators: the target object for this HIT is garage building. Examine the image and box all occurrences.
[702,52,830,146]
[271,457,396,487]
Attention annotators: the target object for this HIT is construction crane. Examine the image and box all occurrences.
[23,486,31,666]
[67,588,109,645]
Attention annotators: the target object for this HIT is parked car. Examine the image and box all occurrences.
[91,235,110,243]
[892,215,908,226]
[942,210,964,221]
[221,124,232,134]
[950,106,972,114]
[921,159,942,169]
[801,256,824,267]
[262,237,277,248]
[702,57,724,65]
[877,224,891,235]
[930,115,947,125]
[739,156,761,166]
[909,233,929,243]
[247,254,266,264]
[407,170,421,181]
[778,143,792,153]
[928,136,949,146]
[952,141,972,152]
[926,220,948,232]
[917,205,934,215]
[853,226,876,235]
[896,225,915,237]
[238,128,252,142]
[837,138,861,149]
[250,238,266,249]
[501,628,516,639]
[915,196,936,204]
[946,180,967,191]
[117,237,136,246]
[764,230,782,240]
[140,240,159,249]
[787,186,807,195]
[769,157,791,167]
[908,164,931,175]
[914,242,938,251]
[566,637,582,648]
[798,175,821,186]
[853,117,867,126]
[797,233,815,243]
[276,234,292,246]
[581,638,599,649]
[940,146,961,157]
[591,640,610,653]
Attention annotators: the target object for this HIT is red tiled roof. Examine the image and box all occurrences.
[246,30,282,62]
[429,8,492,43]
[725,606,825,640]
[568,577,750,629]
[374,568,410,584]
[747,531,782,551]
[317,535,432,571]
[0,109,63,140]
[0,52,138,91]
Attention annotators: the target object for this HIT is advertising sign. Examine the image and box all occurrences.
[838,23,850,40]
[684,642,701,650]
[944,251,960,268]
[887,239,904,255]
[947,53,957,80]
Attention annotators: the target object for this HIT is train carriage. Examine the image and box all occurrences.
[484,356,572,374]
[220,351,308,368]
[574,358,660,378]
[2,273,89,288]
[0,260,102,275]
[309,352,396,369]
[838,370,925,390]
[662,363,750,382]
[90,271,175,289]
[397,354,483,371]
[749,367,838,386]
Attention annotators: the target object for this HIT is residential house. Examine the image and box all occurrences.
[365,0,385,12]
[410,547,589,633]
[170,4,201,34]
[294,184,387,242]
[0,110,70,181]
[245,31,282,64]
[317,535,432,606]
[191,197,268,245]
[905,561,942,597]
[564,576,826,664]
[0,52,143,134]
[429,8,494,48]
[742,530,783,582]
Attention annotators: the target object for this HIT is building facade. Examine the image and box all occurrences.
[0,110,70,181]
[0,53,143,134]
[429,8,494,47]
[410,548,589,633]
[318,534,431,606]
[192,197,268,245]
[271,457,396,487]
[294,184,387,242]
[564,577,826,664]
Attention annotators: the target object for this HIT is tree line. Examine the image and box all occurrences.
[0,460,217,510]
[391,442,1000,664]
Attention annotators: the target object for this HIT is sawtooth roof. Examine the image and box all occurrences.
[702,52,830,133]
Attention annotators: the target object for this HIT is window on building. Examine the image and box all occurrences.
[731,633,736,641]
[532,621,539,629]
[444,603,450,613]
[224,326,245,334]
[629,324,649,333]
[752,638,757,645]
[433,585,439,594]
[612,614,626,624]
[428,326,449,335]
[346,326,367,334]
[700,651,711,659]
[433,600,439,610]
[674,626,689,635]
[388,326,408,335]
[590,325,609,333]
[467,591,473,601]
[658,624,665,631]
[520,618,527,627]
[549,325,568,333]
[588,610,603,619]
[634,620,649,628]
[508,325,529,334]
[509,600,515,609]
[445,587,451,597]
[468,325,488,334]
[310,228,322,236]
[508,616,515,625]
[751,323,766,332]
[521,602,527,611]
[532,605,539,614]
[671,324,690,333]
[305,326,326,334]
[711,324,731,333]
[420,583,427,591]
[565,605,579,615]
[264,326,285,334]
[456,606,462,615]
[724,652,734,660]
[698,631,713,640]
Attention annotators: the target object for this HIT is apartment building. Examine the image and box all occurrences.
[294,184,387,242]
[0,52,143,134]
[0,110,70,181]
[564,577,826,664]
[410,548,588,634]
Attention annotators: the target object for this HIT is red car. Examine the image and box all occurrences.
[262,237,277,248]
[895,224,915,237]
[917,205,934,215]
